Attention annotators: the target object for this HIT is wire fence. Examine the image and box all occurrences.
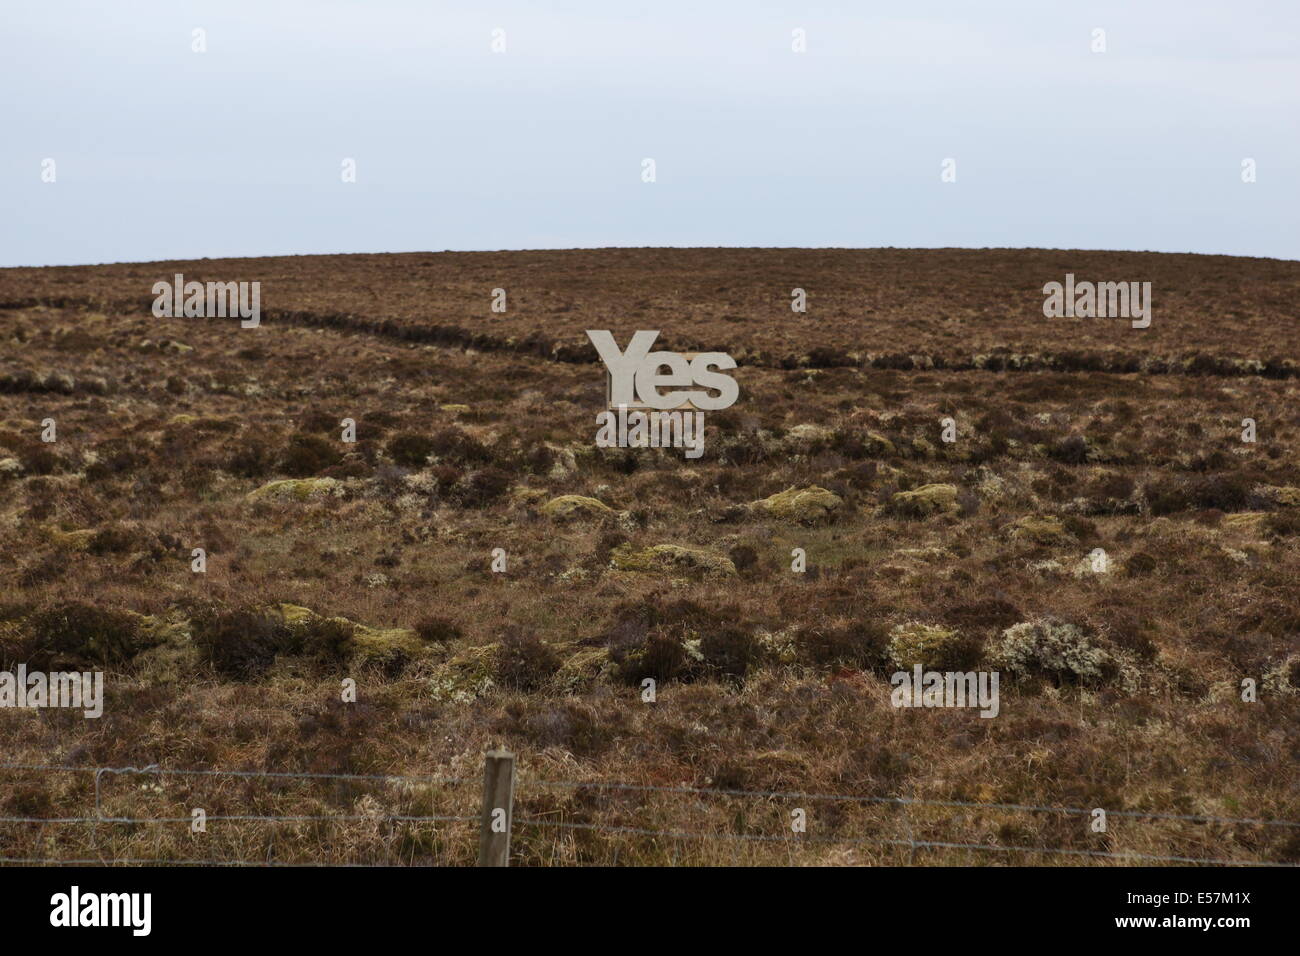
[1,760,1297,867]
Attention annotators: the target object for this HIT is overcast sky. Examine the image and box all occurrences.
[3,0,1297,266]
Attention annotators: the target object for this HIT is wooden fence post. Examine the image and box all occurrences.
[478,750,515,867]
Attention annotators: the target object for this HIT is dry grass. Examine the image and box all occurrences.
[0,248,1297,866]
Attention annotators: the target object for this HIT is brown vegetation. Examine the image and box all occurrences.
[0,248,1297,865]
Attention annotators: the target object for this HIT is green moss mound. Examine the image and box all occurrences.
[540,494,614,520]
[610,543,737,577]
[246,477,343,502]
[751,485,843,523]
[891,483,959,518]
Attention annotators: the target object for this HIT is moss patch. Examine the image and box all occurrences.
[610,543,737,577]
[429,643,499,703]
[274,603,431,671]
[888,622,979,671]
[751,485,843,523]
[246,478,344,503]
[891,483,959,518]
[43,527,97,552]
[1008,515,1073,545]
[540,494,614,520]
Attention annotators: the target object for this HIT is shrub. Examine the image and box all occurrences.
[428,428,490,466]
[728,544,758,573]
[358,410,401,436]
[85,438,145,482]
[992,618,1111,684]
[24,602,144,667]
[1188,473,1253,512]
[513,700,629,758]
[414,615,463,644]
[450,468,511,507]
[836,460,878,488]
[281,433,342,477]
[297,616,355,666]
[1088,473,1135,501]
[87,524,145,556]
[428,465,462,492]
[226,436,278,478]
[1144,478,1190,515]
[1266,510,1300,537]
[386,432,437,467]
[795,619,888,668]
[495,632,561,692]
[1049,435,1090,465]
[1060,515,1098,542]
[21,445,64,476]
[807,346,852,368]
[370,463,411,500]
[699,625,760,679]
[499,441,555,476]
[956,488,981,517]
[585,531,628,571]
[1103,610,1158,661]
[17,553,67,589]
[1125,552,1158,576]
[191,607,297,679]
[297,410,338,434]
[602,596,756,685]
[610,632,686,685]
[943,597,1022,635]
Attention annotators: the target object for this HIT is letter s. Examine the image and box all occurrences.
[689,353,738,410]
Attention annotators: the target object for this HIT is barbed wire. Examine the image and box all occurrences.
[2,760,1296,867]
[0,762,470,785]
[0,814,476,824]
[11,763,1287,831]
[0,858,388,867]
[513,817,1296,867]
[524,777,1300,829]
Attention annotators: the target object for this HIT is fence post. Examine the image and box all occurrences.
[478,750,515,867]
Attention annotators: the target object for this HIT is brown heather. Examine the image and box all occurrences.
[0,248,1297,866]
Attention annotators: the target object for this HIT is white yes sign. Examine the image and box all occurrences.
[587,330,738,411]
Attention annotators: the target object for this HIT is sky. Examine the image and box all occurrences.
[3,0,1297,266]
